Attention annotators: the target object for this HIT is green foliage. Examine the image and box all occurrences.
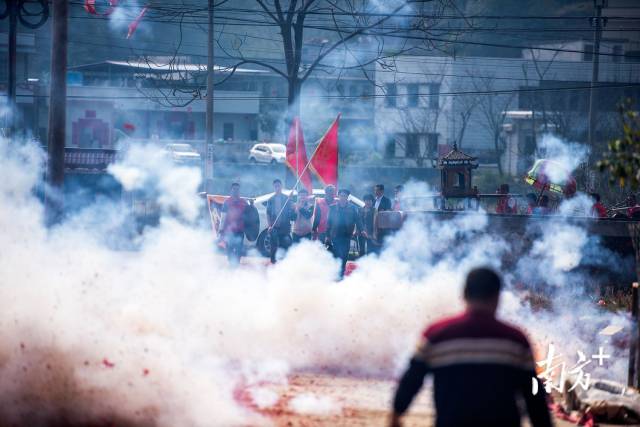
[597,103,640,190]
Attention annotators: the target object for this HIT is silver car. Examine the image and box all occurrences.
[248,143,286,164]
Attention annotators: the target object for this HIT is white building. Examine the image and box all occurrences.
[375,45,640,176]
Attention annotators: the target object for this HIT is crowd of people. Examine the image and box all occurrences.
[219,180,640,272]
[219,180,404,276]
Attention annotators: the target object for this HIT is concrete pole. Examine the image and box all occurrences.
[587,0,605,153]
[7,0,17,137]
[205,0,214,192]
[45,0,67,225]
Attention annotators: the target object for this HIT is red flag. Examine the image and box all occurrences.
[285,117,313,192]
[310,114,340,187]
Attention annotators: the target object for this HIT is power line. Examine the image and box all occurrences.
[16,82,640,101]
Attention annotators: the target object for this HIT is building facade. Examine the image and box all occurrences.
[376,45,640,176]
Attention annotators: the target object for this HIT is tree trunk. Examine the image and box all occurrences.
[284,78,301,189]
[287,78,301,121]
[494,133,504,176]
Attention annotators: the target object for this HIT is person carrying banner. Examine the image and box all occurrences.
[220,182,248,266]
[267,179,294,264]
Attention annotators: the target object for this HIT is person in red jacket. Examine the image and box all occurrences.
[312,184,336,242]
[496,184,518,214]
[220,182,247,266]
[390,268,552,427]
[590,193,608,218]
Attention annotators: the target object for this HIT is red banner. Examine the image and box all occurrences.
[285,117,313,192]
[310,114,340,187]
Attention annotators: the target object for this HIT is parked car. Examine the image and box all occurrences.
[248,143,286,164]
[164,143,201,165]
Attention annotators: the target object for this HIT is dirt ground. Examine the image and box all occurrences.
[235,373,433,426]
[234,373,636,427]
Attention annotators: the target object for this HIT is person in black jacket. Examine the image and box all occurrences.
[326,189,362,278]
[371,184,392,254]
[266,179,294,263]
[390,268,552,427]
[358,194,375,256]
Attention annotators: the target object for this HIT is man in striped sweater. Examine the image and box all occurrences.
[390,268,553,427]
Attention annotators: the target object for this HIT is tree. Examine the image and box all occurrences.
[469,73,515,176]
[136,0,463,121]
[597,104,640,190]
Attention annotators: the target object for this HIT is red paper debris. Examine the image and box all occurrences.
[127,6,149,39]
[102,358,115,368]
[143,368,150,376]
[84,0,118,16]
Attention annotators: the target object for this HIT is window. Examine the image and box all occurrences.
[427,133,439,157]
[223,123,234,140]
[349,85,359,97]
[429,83,440,109]
[385,83,397,107]
[613,45,623,63]
[583,43,594,62]
[384,136,395,158]
[405,134,420,158]
[407,83,419,107]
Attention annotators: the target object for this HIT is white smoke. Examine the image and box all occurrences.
[0,135,630,425]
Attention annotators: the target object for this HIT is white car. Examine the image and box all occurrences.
[248,143,286,164]
[164,143,201,165]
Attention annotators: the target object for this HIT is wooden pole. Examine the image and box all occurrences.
[45,0,67,225]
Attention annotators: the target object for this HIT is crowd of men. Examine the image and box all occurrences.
[219,180,404,276]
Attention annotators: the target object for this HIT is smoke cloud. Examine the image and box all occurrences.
[0,135,630,425]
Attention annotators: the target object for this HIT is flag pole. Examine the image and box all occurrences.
[270,126,327,228]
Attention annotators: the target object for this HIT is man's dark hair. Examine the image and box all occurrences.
[338,189,350,196]
[395,185,404,192]
[590,193,601,202]
[363,194,374,202]
[273,179,282,185]
[463,268,502,301]
[231,182,240,188]
[375,184,385,191]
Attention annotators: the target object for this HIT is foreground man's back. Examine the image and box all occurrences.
[390,268,553,427]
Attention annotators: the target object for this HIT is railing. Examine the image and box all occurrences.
[63,147,119,172]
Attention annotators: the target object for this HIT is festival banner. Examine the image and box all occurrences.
[285,117,313,192]
[310,114,340,187]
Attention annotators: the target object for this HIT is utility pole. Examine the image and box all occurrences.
[45,0,68,225]
[204,0,214,192]
[8,0,17,137]
[1,0,48,138]
[587,0,607,152]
